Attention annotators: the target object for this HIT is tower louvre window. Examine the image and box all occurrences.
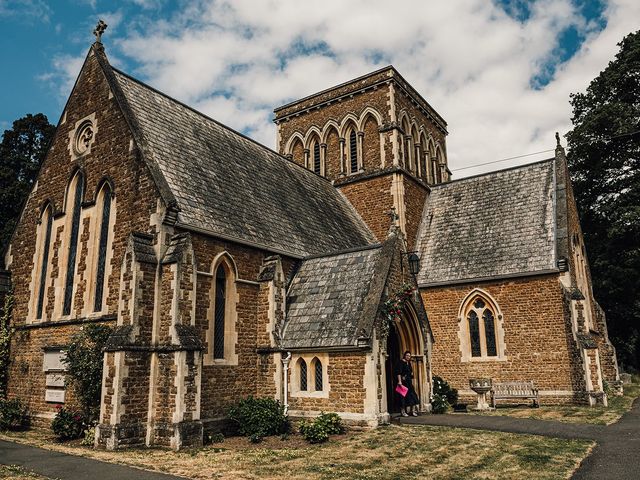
[63,173,84,316]
[349,130,358,173]
[313,141,321,175]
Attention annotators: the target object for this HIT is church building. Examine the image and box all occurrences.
[0,32,620,450]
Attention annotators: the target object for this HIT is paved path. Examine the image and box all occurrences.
[398,397,640,480]
[0,440,187,480]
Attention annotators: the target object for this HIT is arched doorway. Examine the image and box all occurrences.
[384,305,430,414]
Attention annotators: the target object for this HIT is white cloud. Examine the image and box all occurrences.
[46,0,640,177]
[0,0,50,22]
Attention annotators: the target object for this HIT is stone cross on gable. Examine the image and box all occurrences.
[93,19,107,43]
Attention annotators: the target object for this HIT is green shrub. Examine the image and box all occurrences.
[433,376,458,406]
[63,324,112,421]
[431,393,449,414]
[227,396,288,442]
[81,425,96,446]
[299,420,329,444]
[0,398,29,430]
[315,412,344,435]
[51,406,86,441]
[299,412,344,444]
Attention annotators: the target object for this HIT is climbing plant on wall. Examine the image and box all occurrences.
[379,283,415,339]
[0,291,13,399]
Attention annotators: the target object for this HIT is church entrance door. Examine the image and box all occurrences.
[384,306,430,415]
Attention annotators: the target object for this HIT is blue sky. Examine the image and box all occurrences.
[0,0,636,176]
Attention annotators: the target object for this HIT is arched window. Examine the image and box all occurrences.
[349,129,358,174]
[312,140,321,175]
[312,357,323,391]
[93,183,113,312]
[299,358,308,391]
[464,295,500,359]
[63,172,84,316]
[213,264,227,359]
[36,205,53,320]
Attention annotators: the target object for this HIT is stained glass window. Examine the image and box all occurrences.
[468,310,481,357]
[473,298,485,309]
[94,185,112,312]
[314,359,323,391]
[63,174,84,316]
[299,359,307,391]
[36,207,53,320]
[349,130,358,173]
[483,309,497,357]
[313,142,321,175]
[213,265,226,359]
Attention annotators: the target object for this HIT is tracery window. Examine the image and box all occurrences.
[464,295,500,359]
[93,183,113,312]
[63,172,84,316]
[35,205,53,320]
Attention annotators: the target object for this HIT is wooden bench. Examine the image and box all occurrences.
[491,381,539,408]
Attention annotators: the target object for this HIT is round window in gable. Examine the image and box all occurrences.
[74,121,94,156]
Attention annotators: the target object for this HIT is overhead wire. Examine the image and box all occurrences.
[450,128,640,172]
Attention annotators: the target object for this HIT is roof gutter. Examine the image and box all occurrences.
[418,268,561,289]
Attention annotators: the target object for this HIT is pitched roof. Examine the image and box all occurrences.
[283,245,384,349]
[110,69,374,258]
[416,160,557,285]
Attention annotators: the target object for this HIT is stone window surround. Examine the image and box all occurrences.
[457,289,507,362]
[83,181,117,316]
[290,353,329,398]
[203,252,239,366]
[28,204,55,323]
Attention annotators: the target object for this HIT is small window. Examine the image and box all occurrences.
[299,359,308,391]
[313,358,323,391]
[213,265,226,359]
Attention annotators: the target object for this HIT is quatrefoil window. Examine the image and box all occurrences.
[74,121,94,156]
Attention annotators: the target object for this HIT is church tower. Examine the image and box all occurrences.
[274,66,450,249]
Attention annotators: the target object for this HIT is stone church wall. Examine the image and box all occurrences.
[6,48,162,423]
[422,273,588,405]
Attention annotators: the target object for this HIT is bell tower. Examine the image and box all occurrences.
[273,66,450,249]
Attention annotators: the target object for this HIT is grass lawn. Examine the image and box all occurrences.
[0,464,50,479]
[1,425,592,480]
[474,380,640,425]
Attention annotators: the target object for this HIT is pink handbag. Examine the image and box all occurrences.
[395,384,408,397]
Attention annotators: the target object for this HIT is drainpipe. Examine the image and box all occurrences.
[282,351,292,415]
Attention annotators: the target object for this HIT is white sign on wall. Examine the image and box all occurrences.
[43,350,67,372]
[45,373,65,388]
[45,389,65,403]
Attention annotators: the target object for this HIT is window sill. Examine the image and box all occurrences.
[291,390,328,399]
[461,356,508,363]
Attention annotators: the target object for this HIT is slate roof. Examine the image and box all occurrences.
[111,69,374,258]
[283,246,382,349]
[416,160,557,285]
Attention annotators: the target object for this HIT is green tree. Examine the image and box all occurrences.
[0,113,55,259]
[566,30,640,370]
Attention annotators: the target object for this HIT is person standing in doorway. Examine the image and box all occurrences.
[396,350,420,416]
